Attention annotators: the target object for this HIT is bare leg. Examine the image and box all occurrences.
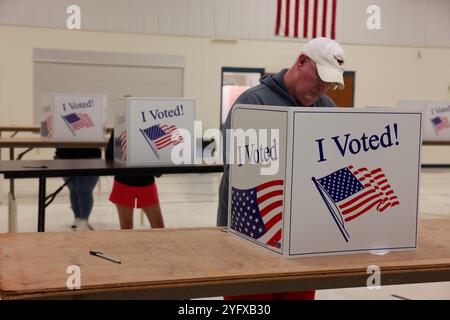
[142,204,164,228]
[116,204,134,229]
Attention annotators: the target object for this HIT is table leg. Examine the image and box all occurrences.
[38,177,46,232]
[9,148,14,196]
[140,209,145,226]
[0,145,2,204]
[0,131,2,204]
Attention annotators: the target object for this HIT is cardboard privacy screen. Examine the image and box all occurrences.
[113,97,195,166]
[398,101,450,141]
[40,93,106,141]
[228,105,422,257]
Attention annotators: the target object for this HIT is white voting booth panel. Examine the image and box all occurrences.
[398,101,450,141]
[228,105,422,258]
[114,97,195,166]
[40,93,106,141]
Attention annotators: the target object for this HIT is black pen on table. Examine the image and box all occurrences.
[23,165,47,168]
[89,251,121,264]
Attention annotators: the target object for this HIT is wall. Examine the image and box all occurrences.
[1,0,449,48]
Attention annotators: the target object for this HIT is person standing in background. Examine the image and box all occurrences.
[105,129,164,229]
[55,147,101,231]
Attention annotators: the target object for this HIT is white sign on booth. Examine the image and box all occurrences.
[228,105,422,257]
[114,97,195,166]
[40,93,106,141]
[398,101,450,141]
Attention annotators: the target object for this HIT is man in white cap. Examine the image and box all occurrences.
[217,37,346,300]
[284,36,345,106]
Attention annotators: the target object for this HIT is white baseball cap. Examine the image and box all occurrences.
[303,37,346,90]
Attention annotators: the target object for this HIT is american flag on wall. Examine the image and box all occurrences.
[431,115,450,135]
[275,0,338,39]
[230,180,284,249]
[312,165,399,242]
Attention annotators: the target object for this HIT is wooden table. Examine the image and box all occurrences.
[423,141,450,146]
[0,125,113,137]
[0,137,109,160]
[0,138,109,232]
[0,125,41,137]
[422,141,450,168]
[0,159,224,232]
[0,219,449,300]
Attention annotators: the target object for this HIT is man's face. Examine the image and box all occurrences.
[295,57,333,106]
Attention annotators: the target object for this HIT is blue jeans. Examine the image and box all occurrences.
[63,176,99,220]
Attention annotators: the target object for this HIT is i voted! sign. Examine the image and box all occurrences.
[40,93,106,141]
[114,97,195,166]
[228,106,422,258]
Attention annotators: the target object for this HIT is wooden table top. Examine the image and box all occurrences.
[0,159,224,178]
[0,125,113,134]
[0,219,449,300]
[422,141,450,146]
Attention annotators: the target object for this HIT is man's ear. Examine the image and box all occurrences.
[297,54,308,69]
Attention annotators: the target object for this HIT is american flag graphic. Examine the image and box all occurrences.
[62,112,94,135]
[275,0,337,39]
[140,124,183,150]
[40,116,53,138]
[312,165,399,242]
[230,180,284,249]
[431,115,450,135]
[114,131,127,161]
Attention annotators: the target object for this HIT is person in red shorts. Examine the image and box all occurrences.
[106,130,164,229]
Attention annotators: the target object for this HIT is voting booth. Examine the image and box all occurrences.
[398,101,450,141]
[40,93,106,141]
[228,105,422,257]
[113,97,195,166]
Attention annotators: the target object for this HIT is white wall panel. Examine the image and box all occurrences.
[200,0,214,37]
[0,0,17,25]
[334,0,346,43]
[242,0,256,39]
[99,0,114,32]
[50,0,75,29]
[159,0,174,35]
[228,0,243,39]
[186,0,202,36]
[143,0,159,34]
[252,0,270,40]
[426,0,450,48]
[111,0,129,33]
[341,0,426,47]
[33,0,52,28]
[33,48,184,124]
[173,0,187,36]
[16,0,34,27]
[213,0,229,38]
[85,0,102,31]
[128,0,145,34]
[265,0,278,40]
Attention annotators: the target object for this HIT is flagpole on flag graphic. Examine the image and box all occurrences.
[139,128,160,159]
[311,176,350,242]
[61,115,76,137]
